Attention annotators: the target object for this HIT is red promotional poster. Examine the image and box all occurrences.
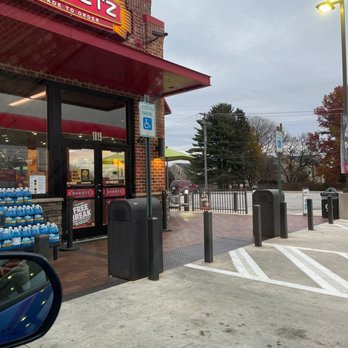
[67,188,95,199]
[0,169,16,181]
[103,186,126,197]
[73,200,93,228]
[32,0,132,38]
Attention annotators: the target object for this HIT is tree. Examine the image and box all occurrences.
[188,103,259,188]
[281,133,317,185]
[307,86,343,186]
[248,116,277,156]
[247,116,278,185]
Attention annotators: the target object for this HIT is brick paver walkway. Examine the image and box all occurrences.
[52,211,325,301]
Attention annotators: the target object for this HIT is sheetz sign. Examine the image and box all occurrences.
[32,0,132,39]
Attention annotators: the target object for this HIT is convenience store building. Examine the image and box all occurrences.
[0,0,210,239]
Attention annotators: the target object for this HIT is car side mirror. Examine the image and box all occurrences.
[0,252,62,348]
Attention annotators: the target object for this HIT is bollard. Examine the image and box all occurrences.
[148,216,160,281]
[204,211,213,263]
[328,196,334,224]
[280,201,288,239]
[307,199,314,230]
[184,191,189,211]
[161,191,171,232]
[60,196,79,252]
[233,193,238,212]
[253,204,262,247]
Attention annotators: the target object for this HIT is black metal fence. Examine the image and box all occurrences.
[169,189,248,214]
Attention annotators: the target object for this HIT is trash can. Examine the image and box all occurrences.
[252,189,282,238]
[320,188,339,219]
[107,198,163,280]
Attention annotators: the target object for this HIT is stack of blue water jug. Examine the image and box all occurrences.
[0,187,60,249]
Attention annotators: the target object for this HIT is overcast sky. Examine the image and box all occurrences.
[151,0,344,152]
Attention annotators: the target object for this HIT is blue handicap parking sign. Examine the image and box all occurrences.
[143,117,152,130]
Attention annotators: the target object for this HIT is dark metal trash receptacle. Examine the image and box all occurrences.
[252,189,282,239]
[107,198,163,280]
[320,188,339,219]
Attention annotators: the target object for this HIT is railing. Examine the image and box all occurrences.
[169,189,248,214]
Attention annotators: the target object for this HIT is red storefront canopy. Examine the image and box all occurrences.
[0,1,210,98]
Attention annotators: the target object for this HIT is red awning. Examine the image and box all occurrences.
[0,2,210,98]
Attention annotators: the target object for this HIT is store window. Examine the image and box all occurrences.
[61,89,127,144]
[0,71,47,192]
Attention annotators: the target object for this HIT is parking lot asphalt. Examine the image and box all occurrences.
[26,216,348,348]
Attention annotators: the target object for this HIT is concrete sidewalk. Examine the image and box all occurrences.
[26,220,348,348]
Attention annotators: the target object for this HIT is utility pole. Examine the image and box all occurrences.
[276,123,283,201]
[203,114,208,192]
[199,113,208,192]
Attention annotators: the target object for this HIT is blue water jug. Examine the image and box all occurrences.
[39,224,48,235]
[2,239,12,249]
[31,225,40,237]
[12,227,22,247]
[21,226,31,238]
[49,233,60,244]
[34,214,44,224]
[25,215,34,225]
[23,187,32,205]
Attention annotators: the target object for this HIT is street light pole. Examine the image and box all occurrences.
[339,1,348,187]
[316,0,348,186]
[339,0,348,121]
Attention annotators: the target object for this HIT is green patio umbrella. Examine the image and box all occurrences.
[164,147,192,190]
[165,147,193,161]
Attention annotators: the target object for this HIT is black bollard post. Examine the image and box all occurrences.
[280,201,288,239]
[233,193,238,212]
[253,204,262,247]
[184,191,189,211]
[161,191,171,232]
[204,211,213,263]
[148,216,160,281]
[307,199,314,230]
[328,196,334,224]
[60,196,79,251]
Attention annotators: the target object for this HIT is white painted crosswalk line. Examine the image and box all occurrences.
[333,224,348,230]
[228,249,249,276]
[274,245,347,293]
[185,263,348,299]
[316,223,348,230]
[229,248,269,281]
[186,244,348,299]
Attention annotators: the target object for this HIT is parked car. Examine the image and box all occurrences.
[0,252,62,347]
[170,180,199,194]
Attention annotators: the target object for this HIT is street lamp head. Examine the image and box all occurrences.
[315,1,336,13]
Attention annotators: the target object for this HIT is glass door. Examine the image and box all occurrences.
[102,150,126,226]
[66,146,126,239]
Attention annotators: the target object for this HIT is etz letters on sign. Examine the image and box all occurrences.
[32,0,132,39]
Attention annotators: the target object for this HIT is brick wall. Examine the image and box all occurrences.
[33,198,63,233]
[125,0,165,58]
